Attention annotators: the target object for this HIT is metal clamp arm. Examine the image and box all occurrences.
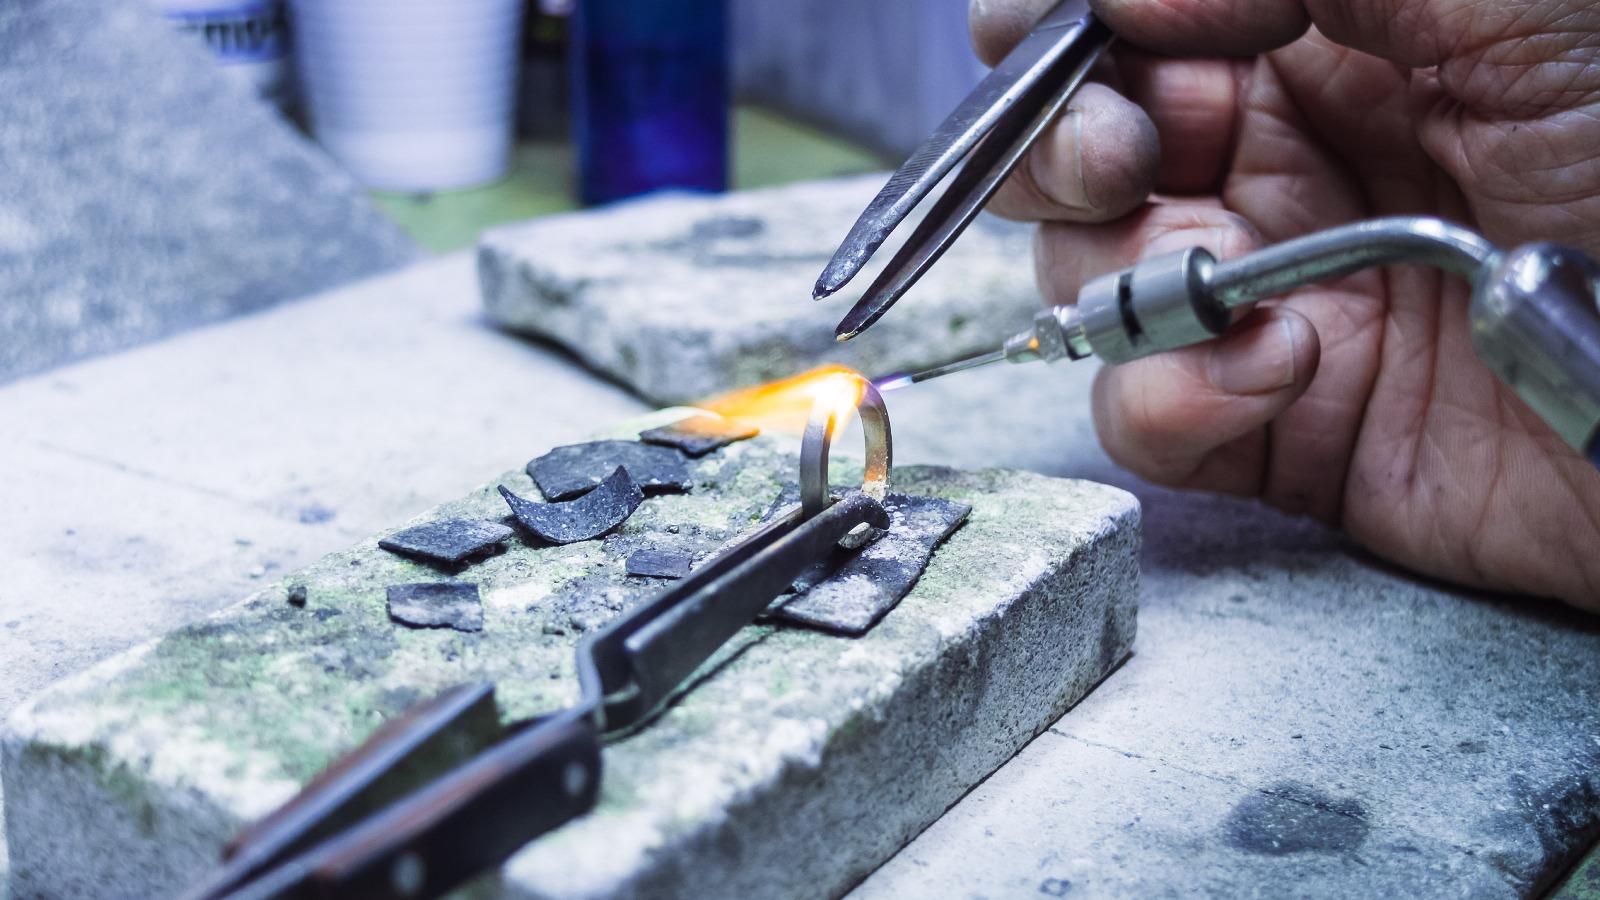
[200,377,902,899]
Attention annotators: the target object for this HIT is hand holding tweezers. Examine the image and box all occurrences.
[816,0,1114,341]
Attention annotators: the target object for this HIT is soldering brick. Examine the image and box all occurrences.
[477,174,1044,405]
[1,412,1138,899]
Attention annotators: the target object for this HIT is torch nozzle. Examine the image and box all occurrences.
[876,307,1091,390]
[875,349,1009,390]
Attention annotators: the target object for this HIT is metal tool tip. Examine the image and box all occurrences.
[875,374,914,392]
[813,263,851,301]
[834,303,885,343]
[816,238,881,300]
[894,348,1009,385]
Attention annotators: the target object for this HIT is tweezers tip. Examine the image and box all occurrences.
[817,239,879,298]
[813,266,851,299]
[834,311,870,342]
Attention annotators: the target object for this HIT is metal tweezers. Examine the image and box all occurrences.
[817,0,1114,341]
[188,380,894,900]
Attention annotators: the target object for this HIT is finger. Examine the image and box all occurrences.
[1299,0,1498,70]
[987,83,1160,222]
[1113,49,1249,195]
[969,0,1060,66]
[1033,202,1261,308]
[1096,0,1552,74]
[1092,307,1321,491]
[1091,0,1310,57]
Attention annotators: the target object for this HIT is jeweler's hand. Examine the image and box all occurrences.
[970,0,1600,610]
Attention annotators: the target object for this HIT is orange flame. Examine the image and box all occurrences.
[701,365,866,435]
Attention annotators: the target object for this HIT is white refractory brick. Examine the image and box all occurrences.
[477,174,1043,405]
[2,422,1139,899]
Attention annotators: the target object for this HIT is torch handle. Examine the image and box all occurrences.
[1022,218,1600,465]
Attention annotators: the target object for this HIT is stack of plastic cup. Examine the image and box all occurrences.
[288,0,525,192]
[151,0,294,110]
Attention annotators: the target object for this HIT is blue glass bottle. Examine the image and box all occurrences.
[572,0,729,206]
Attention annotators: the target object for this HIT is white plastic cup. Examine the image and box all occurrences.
[288,0,525,192]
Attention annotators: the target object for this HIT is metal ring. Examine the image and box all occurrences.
[800,373,892,520]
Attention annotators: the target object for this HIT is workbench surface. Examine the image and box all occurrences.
[2,254,1598,898]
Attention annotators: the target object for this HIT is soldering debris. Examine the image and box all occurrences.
[386,582,484,632]
[759,488,971,635]
[501,467,644,544]
[638,413,759,457]
[377,518,514,568]
[529,440,692,501]
[625,549,693,579]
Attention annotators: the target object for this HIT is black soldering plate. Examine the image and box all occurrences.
[500,467,645,545]
[766,491,971,636]
[528,441,692,501]
[625,549,693,579]
[386,582,484,633]
[377,518,515,568]
[638,414,759,458]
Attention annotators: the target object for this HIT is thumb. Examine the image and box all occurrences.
[1091,307,1321,494]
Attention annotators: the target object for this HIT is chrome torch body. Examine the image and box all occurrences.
[891,217,1600,466]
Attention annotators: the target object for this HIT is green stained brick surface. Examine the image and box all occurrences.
[1555,844,1600,900]
[4,415,1138,899]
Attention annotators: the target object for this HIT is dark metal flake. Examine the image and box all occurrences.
[377,518,514,568]
[386,582,484,632]
[500,467,644,545]
[528,440,693,501]
[638,414,759,458]
[625,549,693,579]
[770,493,971,636]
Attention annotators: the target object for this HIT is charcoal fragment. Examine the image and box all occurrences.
[626,549,693,579]
[386,582,483,632]
[639,414,759,457]
[500,467,644,544]
[529,440,692,501]
[378,518,514,568]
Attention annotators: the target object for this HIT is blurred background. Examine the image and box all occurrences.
[171,0,988,248]
[0,0,992,384]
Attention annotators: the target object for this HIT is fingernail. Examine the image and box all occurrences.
[1038,108,1094,212]
[1062,108,1100,209]
[1206,317,1299,395]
